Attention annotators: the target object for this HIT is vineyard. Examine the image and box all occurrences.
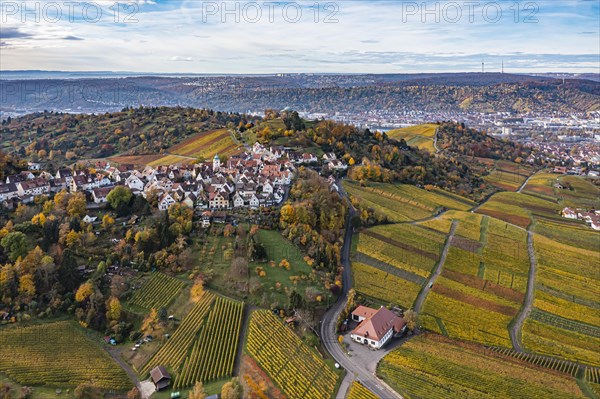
[352,261,422,308]
[419,212,530,348]
[346,381,378,399]
[483,160,532,191]
[522,232,600,367]
[129,272,186,311]
[352,221,451,308]
[476,191,564,228]
[168,128,240,159]
[175,296,244,388]
[246,310,339,399]
[0,321,131,390]
[343,180,474,223]
[387,123,438,152]
[523,173,600,208]
[141,291,216,375]
[377,333,586,399]
[487,346,581,377]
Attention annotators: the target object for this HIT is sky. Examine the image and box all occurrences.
[0,0,599,74]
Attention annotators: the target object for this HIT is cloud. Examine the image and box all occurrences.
[0,27,32,39]
[1,0,598,73]
[171,56,194,62]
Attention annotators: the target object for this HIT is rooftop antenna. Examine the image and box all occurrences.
[482,59,485,73]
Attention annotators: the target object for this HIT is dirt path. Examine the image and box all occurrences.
[233,304,255,376]
[509,230,538,352]
[413,221,458,313]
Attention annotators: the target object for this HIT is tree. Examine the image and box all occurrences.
[189,381,207,399]
[18,274,36,298]
[404,309,419,332]
[102,214,115,230]
[31,213,47,226]
[1,232,28,262]
[106,296,122,321]
[288,290,304,310]
[221,377,243,399]
[75,281,94,302]
[66,230,81,249]
[107,186,133,211]
[74,383,102,399]
[190,278,204,302]
[141,308,159,333]
[67,192,87,218]
[127,387,141,399]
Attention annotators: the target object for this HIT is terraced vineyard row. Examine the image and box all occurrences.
[377,333,587,399]
[175,296,244,388]
[487,346,580,376]
[352,261,421,309]
[141,291,215,375]
[0,321,131,390]
[129,272,186,311]
[246,310,339,399]
[530,308,600,338]
[344,180,474,222]
[346,381,379,399]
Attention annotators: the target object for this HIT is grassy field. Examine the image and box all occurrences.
[0,321,131,390]
[386,124,438,152]
[246,309,340,399]
[377,333,586,399]
[344,180,474,222]
[249,229,331,307]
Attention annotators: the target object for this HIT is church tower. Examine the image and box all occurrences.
[213,154,221,172]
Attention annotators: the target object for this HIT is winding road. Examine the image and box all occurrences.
[320,182,404,399]
[321,173,542,398]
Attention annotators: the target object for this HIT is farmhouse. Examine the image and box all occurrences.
[150,365,171,391]
[350,306,406,349]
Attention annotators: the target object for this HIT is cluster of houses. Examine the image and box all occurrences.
[552,166,599,177]
[0,144,347,216]
[561,207,600,230]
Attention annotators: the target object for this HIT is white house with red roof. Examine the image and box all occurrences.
[350,306,406,349]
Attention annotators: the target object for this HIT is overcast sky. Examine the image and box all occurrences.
[1,0,598,73]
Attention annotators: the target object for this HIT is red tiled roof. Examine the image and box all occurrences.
[351,307,406,342]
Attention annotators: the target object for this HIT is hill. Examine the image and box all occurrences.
[386,124,438,153]
[0,107,251,167]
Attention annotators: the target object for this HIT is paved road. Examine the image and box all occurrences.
[105,346,150,396]
[509,230,538,351]
[320,182,403,399]
[413,221,458,313]
[517,172,535,193]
